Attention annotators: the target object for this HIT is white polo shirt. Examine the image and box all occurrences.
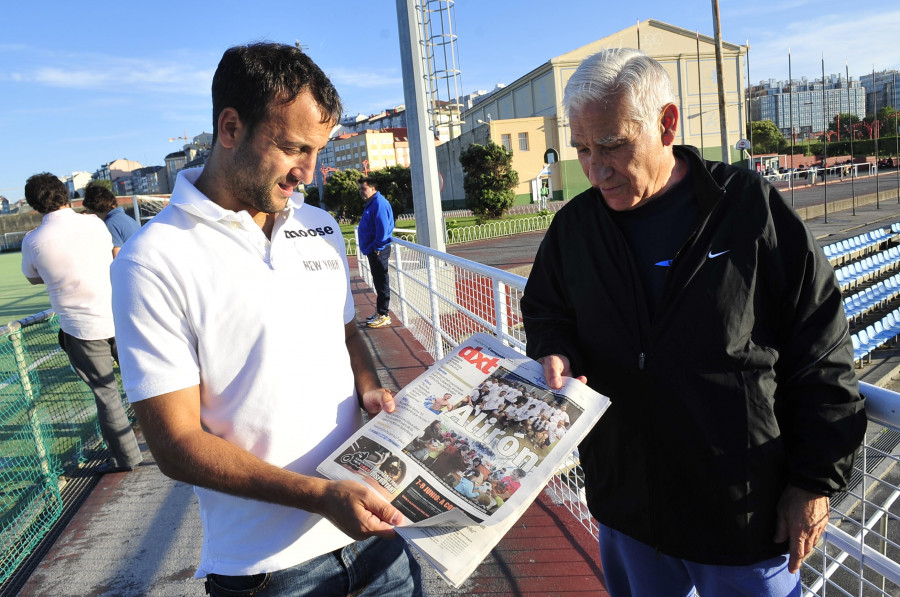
[21,208,115,340]
[111,169,359,577]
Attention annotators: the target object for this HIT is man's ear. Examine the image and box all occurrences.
[217,107,242,149]
[659,103,679,146]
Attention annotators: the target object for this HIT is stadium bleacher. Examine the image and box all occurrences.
[832,221,900,367]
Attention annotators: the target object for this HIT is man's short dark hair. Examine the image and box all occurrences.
[211,42,342,145]
[24,173,69,214]
[360,177,378,189]
[82,184,118,213]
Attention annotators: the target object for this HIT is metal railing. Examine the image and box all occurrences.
[360,236,900,595]
[764,163,877,185]
[381,213,555,248]
[1,231,27,252]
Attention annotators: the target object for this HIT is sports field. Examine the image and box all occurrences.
[0,251,51,325]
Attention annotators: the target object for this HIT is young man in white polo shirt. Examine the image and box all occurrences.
[110,43,421,597]
[21,173,142,474]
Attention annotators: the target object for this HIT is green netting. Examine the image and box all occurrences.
[0,311,133,584]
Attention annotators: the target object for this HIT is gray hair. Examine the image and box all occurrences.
[563,48,675,131]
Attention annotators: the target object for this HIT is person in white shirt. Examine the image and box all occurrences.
[21,173,143,475]
[110,43,421,597]
[549,403,572,427]
[549,419,569,445]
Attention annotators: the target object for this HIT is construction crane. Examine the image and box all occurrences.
[168,130,191,143]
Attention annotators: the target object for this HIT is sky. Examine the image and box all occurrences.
[1,0,898,201]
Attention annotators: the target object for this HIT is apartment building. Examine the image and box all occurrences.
[93,158,142,184]
[62,171,93,198]
[748,75,866,139]
[859,69,900,117]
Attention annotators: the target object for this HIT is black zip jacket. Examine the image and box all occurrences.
[522,145,866,565]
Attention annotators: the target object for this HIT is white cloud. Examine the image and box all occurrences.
[327,66,403,89]
[744,9,900,80]
[5,50,213,96]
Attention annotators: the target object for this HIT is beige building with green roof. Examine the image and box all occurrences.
[437,19,748,208]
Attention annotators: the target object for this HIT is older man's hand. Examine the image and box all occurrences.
[538,354,587,390]
[774,485,830,573]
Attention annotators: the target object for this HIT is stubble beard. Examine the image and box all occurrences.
[229,141,285,215]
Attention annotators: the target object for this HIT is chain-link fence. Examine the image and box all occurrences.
[0,310,131,585]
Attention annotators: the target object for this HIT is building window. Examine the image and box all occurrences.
[501,134,512,152]
[518,132,529,151]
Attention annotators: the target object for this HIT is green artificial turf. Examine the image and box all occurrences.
[0,251,51,326]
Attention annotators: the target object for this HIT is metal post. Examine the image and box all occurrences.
[874,66,880,209]
[881,514,888,592]
[131,192,140,225]
[823,54,828,223]
[746,40,752,160]
[711,0,730,163]
[10,324,53,481]
[493,278,508,341]
[847,62,856,215]
[396,0,446,252]
[696,31,705,159]
[354,227,363,279]
[394,247,409,327]
[425,255,444,360]
[895,72,899,204]
[789,49,795,207]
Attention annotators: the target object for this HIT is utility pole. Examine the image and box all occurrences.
[711,0,730,163]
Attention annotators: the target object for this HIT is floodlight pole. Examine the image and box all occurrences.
[396,0,446,251]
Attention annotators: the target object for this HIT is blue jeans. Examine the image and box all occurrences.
[204,536,422,597]
[598,522,800,597]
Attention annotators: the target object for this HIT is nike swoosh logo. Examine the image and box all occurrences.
[655,260,673,267]
[708,250,730,259]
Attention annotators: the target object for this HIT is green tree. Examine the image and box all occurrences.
[877,106,898,137]
[829,113,860,140]
[303,184,320,208]
[323,169,364,219]
[85,179,114,194]
[747,119,784,154]
[459,141,519,219]
[370,165,412,216]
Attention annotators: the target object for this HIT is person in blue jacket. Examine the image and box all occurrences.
[83,184,140,258]
[358,177,394,328]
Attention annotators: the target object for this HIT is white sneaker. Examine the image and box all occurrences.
[367,314,391,328]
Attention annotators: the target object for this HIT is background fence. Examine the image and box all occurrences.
[0,311,130,585]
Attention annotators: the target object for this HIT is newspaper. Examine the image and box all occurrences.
[317,332,610,587]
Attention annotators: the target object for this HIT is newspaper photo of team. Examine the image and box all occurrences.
[405,369,583,514]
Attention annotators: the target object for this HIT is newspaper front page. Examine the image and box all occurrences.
[317,333,610,587]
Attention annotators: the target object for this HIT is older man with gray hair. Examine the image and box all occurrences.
[522,48,865,595]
